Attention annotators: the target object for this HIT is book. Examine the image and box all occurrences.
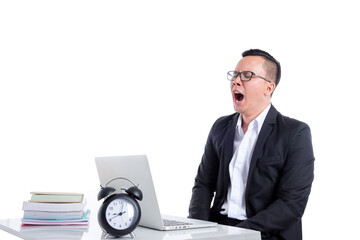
[20,225,86,240]
[29,192,84,203]
[23,201,86,212]
[22,192,89,226]
[23,210,84,220]
[21,210,90,226]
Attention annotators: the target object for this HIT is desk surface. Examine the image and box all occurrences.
[0,218,260,240]
[0,191,261,240]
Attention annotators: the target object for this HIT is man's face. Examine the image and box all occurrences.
[231,56,275,117]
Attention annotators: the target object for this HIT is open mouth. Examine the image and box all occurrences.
[234,92,244,102]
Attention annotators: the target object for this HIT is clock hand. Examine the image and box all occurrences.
[109,214,120,220]
[109,211,127,220]
[119,211,126,216]
[120,202,124,212]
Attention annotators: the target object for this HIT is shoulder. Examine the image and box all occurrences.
[211,112,238,131]
[278,113,309,130]
[214,112,238,125]
[270,105,310,131]
[263,106,314,162]
[269,106,312,143]
[205,113,238,141]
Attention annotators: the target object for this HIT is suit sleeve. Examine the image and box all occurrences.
[238,124,315,236]
[188,122,220,220]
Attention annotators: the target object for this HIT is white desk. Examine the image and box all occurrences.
[0,191,260,240]
[0,218,260,240]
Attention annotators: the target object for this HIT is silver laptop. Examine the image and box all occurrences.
[95,155,217,231]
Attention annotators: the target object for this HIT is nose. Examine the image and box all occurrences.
[233,75,242,86]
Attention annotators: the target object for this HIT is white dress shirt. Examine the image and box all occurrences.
[221,104,271,220]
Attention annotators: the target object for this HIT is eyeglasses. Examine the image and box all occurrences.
[227,71,271,83]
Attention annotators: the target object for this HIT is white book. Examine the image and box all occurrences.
[22,200,86,212]
[23,210,83,220]
[21,210,90,225]
[29,192,84,203]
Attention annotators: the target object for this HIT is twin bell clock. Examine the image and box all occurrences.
[97,177,143,238]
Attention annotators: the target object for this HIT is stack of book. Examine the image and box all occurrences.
[21,192,89,227]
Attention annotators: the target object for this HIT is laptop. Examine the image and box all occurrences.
[95,155,217,230]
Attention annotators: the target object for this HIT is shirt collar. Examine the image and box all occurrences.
[236,103,271,135]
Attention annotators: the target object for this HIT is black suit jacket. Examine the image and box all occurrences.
[189,105,315,240]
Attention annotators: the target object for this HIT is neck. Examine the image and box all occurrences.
[241,115,253,134]
[241,103,270,133]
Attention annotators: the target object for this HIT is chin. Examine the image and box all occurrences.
[233,104,245,114]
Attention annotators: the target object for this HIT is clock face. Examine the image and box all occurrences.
[105,198,136,230]
[98,193,141,237]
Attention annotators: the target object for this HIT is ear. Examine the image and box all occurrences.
[265,82,276,96]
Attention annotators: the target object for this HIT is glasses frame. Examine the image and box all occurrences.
[227,71,271,83]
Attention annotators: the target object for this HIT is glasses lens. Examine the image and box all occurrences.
[241,71,253,81]
[227,71,237,81]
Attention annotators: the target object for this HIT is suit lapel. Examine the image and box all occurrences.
[246,105,278,190]
[221,107,278,202]
[222,113,239,191]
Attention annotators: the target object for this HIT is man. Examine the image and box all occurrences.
[188,49,314,240]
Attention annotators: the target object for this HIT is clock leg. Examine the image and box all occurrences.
[101,232,117,239]
[101,231,135,239]
[101,232,108,239]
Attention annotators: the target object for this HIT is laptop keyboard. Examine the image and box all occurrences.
[163,219,193,227]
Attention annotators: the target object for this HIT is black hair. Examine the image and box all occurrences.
[242,49,281,87]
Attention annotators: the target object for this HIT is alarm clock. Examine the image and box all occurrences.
[97,177,143,237]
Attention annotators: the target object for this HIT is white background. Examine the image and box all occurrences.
[1,1,359,239]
